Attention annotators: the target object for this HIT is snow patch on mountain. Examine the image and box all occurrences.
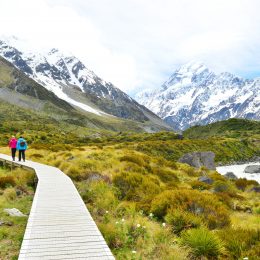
[136,61,260,130]
[0,36,113,115]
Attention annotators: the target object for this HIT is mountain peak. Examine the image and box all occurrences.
[176,61,208,75]
[136,61,259,131]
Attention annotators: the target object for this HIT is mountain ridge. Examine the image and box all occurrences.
[136,61,260,130]
[0,36,170,130]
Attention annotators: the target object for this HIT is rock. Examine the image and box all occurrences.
[179,151,216,170]
[4,208,26,217]
[0,219,13,226]
[198,176,213,184]
[86,172,111,184]
[224,172,238,180]
[244,165,260,174]
[87,172,104,182]
[250,186,260,193]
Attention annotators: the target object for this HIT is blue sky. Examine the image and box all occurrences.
[0,0,260,94]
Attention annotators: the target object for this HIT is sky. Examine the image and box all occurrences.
[0,0,260,95]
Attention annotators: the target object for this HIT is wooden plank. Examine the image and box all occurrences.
[0,154,114,260]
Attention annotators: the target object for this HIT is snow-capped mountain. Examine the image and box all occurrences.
[136,61,260,131]
[0,36,168,127]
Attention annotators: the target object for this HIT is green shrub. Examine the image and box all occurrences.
[79,181,118,213]
[218,228,260,259]
[113,172,160,202]
[190,180,210,190]
[181,227,224,259]
[120,154,145,167]
[213,180,230,193]
[184,166,199,177]
[235,178,259,191]
[152,167,179,183]
[151,189,230,229]
[210,172,226,182]
[0,176,16,188]
[165,208,202,234]
[99,222,126,249]
[66,165,82,181]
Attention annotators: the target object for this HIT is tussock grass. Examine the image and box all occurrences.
[0,122,259,259]
[0,166,34,259]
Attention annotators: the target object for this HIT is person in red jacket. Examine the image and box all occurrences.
[9,136,17,161]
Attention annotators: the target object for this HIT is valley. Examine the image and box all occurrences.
[0,119,259,259]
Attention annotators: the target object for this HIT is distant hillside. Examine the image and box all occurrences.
[0,56,172,136]
[0,37,171,130]
[183,118,260,139]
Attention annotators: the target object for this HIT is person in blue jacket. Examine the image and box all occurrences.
[16,136,28,162]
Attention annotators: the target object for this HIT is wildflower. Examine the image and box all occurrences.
[105,211,109,214]
[149,213,154,218]
[162,222,166,227]
[115,221,119,224]
[136,224,141,228]
[121,218,125,222]
[143,226,146,229]
[243,258,249,260]
[132,250,137,254]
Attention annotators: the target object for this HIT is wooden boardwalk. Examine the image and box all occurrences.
[0,153,115,260]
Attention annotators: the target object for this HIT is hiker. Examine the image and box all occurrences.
[9,136,17,161]
[16,136,28,162]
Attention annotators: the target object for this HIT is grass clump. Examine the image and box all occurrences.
[165,208,202,234]
[3,187,17,201]
[218,228,260,259]
[235,178,259,191]
[113,172,160,203]
[151,189,230,229]
[0,176,16,188]
[181,227,224,259]
[0,166,34,259]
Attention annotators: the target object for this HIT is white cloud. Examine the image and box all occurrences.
[1,0,260,94]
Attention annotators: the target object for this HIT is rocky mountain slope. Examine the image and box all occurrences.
[0,55,171,133]
[136,61,260,131]
[0,36,170,130]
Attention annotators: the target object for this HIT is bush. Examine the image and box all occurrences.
[184,166,199,177]
[120,154,145,167]
[66,165,82,181]
[152,167,179,183]
[235,178,259,191]
[181,227,224,259]
[0,176,16,188]
[213,180,230,193]
[151,189,230,229]
[113,172,160,202]
[190,180,210,190]
[79,181,118,214]
[165,208,202,234]
[218,228,260,259]
[99,222,125,249]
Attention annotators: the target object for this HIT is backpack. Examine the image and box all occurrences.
[20,141,26,147]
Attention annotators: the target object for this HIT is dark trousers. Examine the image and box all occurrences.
[11,148,16,160]
[19,150,26,161]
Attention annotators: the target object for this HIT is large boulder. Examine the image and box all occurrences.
[224,172,238,180]
[179,152,216,170]
[244,165,260,174]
